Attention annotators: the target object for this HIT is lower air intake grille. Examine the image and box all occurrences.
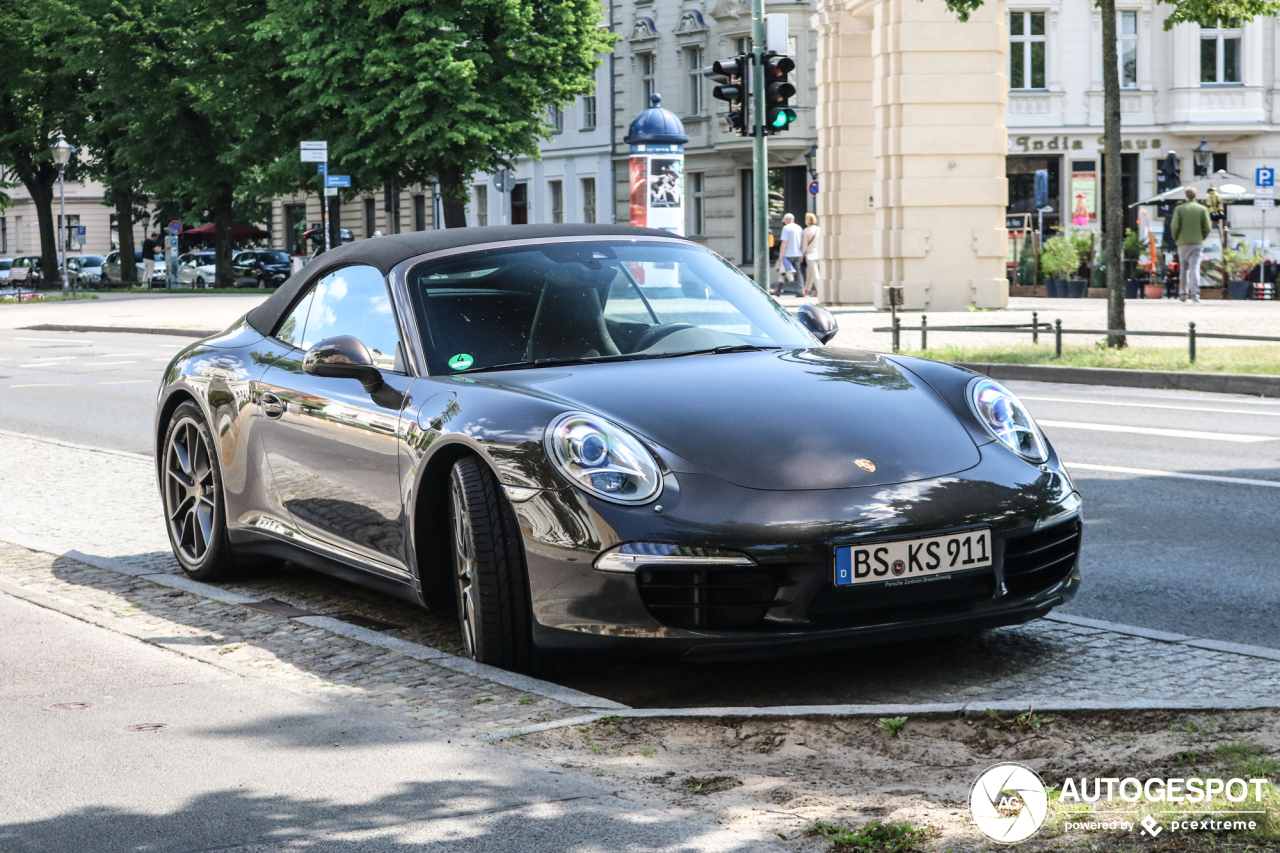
[1002,518,1081,595]
[636,566,791,630]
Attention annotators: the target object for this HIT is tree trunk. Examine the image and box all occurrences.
[115,189,138,284]
[438,164,468,228]
[327,194,341,253]
[22,165,59,287]
[214,184,235,288]
[1101,0,1126,348]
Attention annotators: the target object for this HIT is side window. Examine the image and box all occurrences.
[299,265,401,369]
[275,289,315,350]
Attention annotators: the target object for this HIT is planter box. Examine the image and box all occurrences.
[1009,285,1045,297]
[1062,279,1088,298]
[1227,280,1253,300]
[1200,288,1225,300]
[1145,284,1165,299]
[1125,279,1144,299]
[1045,279,1061,298]
[1087,287,1108,298]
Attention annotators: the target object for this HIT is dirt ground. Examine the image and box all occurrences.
[503,709,1280,852]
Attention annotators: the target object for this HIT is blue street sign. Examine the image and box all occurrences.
[325,175,351,188]
[76,225,86,236]
[808,180,819,196]
[317,162,327,175]
[1257,167,1274,187]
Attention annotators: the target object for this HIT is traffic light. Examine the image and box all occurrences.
[707,55,749,136]
[763,53,797,134]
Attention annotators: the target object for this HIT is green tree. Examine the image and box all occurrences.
[938,0,1280,346]
[261,0,616,227]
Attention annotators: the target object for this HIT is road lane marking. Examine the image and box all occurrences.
[7,383,71,388]
[14,337,94,343]
[1022,396,1280,418]
[88,361,138,366]
[1068,462,1280,489]
[17,358,79,366]
[1037,419,1276,443]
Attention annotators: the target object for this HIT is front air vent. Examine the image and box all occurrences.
[1003,518,1081,595]
[636,567,792,630]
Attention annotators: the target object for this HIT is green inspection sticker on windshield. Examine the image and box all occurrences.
[448,353,474,371]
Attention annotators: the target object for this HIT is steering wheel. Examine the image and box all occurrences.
[632,323,696,353]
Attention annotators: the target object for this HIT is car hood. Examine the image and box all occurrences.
[481,348,982,491]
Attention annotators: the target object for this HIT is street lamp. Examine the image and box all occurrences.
[50,133,75,292]
[804,143,818,180]
[1193,138,1214,178]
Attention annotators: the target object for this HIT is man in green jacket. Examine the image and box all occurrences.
[1171,187,1212,302]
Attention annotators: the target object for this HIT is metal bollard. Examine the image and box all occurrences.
[1189,321,1196,364]
[1032,311,1039,345]
[892,316,901,353]
[921,314,928,351]
[1054,319,1062,358]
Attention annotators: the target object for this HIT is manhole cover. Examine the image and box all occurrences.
[48,702,95,711]
[124,723,169,732]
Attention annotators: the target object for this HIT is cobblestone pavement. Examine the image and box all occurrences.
[4,429,1280,718]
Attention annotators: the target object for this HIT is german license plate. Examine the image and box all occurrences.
[834,528,992,587]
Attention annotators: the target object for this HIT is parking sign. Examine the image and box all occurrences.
[1256,167,1274,187]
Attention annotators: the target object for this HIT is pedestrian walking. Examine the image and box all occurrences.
[1170,187,1211,303]
[142,232,160,285]
[772,213,805,296]
[800,213,821,298]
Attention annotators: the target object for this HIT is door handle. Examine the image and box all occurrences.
[262,392,285,419]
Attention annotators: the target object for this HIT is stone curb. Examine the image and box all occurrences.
[0,428,152,462]
[0,532,625,712]
[20,323,218,338]
[957,361,1280,398]
[1045,612,1280,662]
[479,697,1280,741]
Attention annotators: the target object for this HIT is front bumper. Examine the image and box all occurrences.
[512,443,1080,660]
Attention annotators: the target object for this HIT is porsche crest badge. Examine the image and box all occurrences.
[854,458,876,472]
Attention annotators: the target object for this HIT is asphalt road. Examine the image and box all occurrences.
[1,327,1277,649]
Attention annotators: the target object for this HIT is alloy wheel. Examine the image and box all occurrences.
[165,417,217,563]
[451,480,478,659]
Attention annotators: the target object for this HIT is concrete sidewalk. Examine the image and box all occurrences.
[0,291,266,333]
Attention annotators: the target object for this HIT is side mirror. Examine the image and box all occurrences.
[796,304,839,345]
[303,335,384,393]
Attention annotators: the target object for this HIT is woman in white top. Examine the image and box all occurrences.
[800,213,821,298]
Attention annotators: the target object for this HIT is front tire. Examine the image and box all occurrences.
[162,402,243,581]
[448,457,535,673]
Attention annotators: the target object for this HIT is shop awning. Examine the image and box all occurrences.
[1131,170,1256,207]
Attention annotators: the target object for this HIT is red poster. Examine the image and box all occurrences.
[629,157,647,227]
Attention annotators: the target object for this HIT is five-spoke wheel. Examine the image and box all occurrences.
[161,401,242,579]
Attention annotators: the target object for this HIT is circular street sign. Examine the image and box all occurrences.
[808,181,819,196]
[168,220,183,234]
[492,171,515,193]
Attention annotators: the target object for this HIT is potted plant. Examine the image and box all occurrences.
[1041,235,1083,298]
[1123,229,1145,298]
[1222,242,1264,299]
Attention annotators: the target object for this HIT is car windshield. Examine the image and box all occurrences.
[259,251,291,265]
[0,260,10,270]
[406,240,814,375]
[75,256,105,266]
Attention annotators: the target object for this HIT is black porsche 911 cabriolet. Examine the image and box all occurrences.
[155,224,1080,673]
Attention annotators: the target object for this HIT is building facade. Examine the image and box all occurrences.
[0,170,153,259]
[1004,2,1280,251]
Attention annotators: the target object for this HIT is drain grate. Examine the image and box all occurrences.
[334,612,402,632]
[243,598,318,618]
[124,723,169,732]
[48,702,94,711]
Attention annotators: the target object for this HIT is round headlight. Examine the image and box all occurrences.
[969,378,1048,463]
[546,412,663,505]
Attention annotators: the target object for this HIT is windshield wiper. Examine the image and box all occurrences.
[457,345,781,374]
[655,344,782,358]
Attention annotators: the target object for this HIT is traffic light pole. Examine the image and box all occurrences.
[752,0,769,290]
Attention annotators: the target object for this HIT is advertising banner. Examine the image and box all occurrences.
[628,143,684,235]
[1070,162,1097,226]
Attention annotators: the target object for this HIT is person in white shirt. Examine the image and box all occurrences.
[772,213,805,296]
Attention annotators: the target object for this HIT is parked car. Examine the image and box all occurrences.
[9,255,62,284]
[232,250,292,288]
[0,258,12,281]
[102,249,165,286]
[154,225,1081,674]
[176,251,218,288]
[303,226,354,249]
[67,254,106,286]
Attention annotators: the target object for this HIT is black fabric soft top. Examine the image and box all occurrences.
[245,224,686,337]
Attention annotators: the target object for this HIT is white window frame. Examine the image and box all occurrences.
[640,53,655,106]
[687,172,705,236]
[1009,11,1047,91]
[684,46,704,116]
[549,104,564,133]
[1200,21,1243,85]
[582,95,597,130]
[1118,11,1138,90]
[549,180,563,224]
[581,177,596,224]
[474,185,488,227]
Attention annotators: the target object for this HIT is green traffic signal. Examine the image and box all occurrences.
[768,108,796,129]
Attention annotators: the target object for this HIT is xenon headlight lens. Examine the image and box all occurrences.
[969,378,1048,463]
[546,412,663,505]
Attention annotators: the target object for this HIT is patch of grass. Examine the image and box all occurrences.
[1216,740,1266,761]
[589,745,603,754]
[878,716,908,738]
[517,697,532,705]
[474,697,493,705]
[986,707,1053,732]
[804,820,932,853]
[916,342,1280,375]
[0,292,99,304]
[1239,756,1280,780]
[679,775,742,796]
[1174,749,1198,765]
[640,748,656,758]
